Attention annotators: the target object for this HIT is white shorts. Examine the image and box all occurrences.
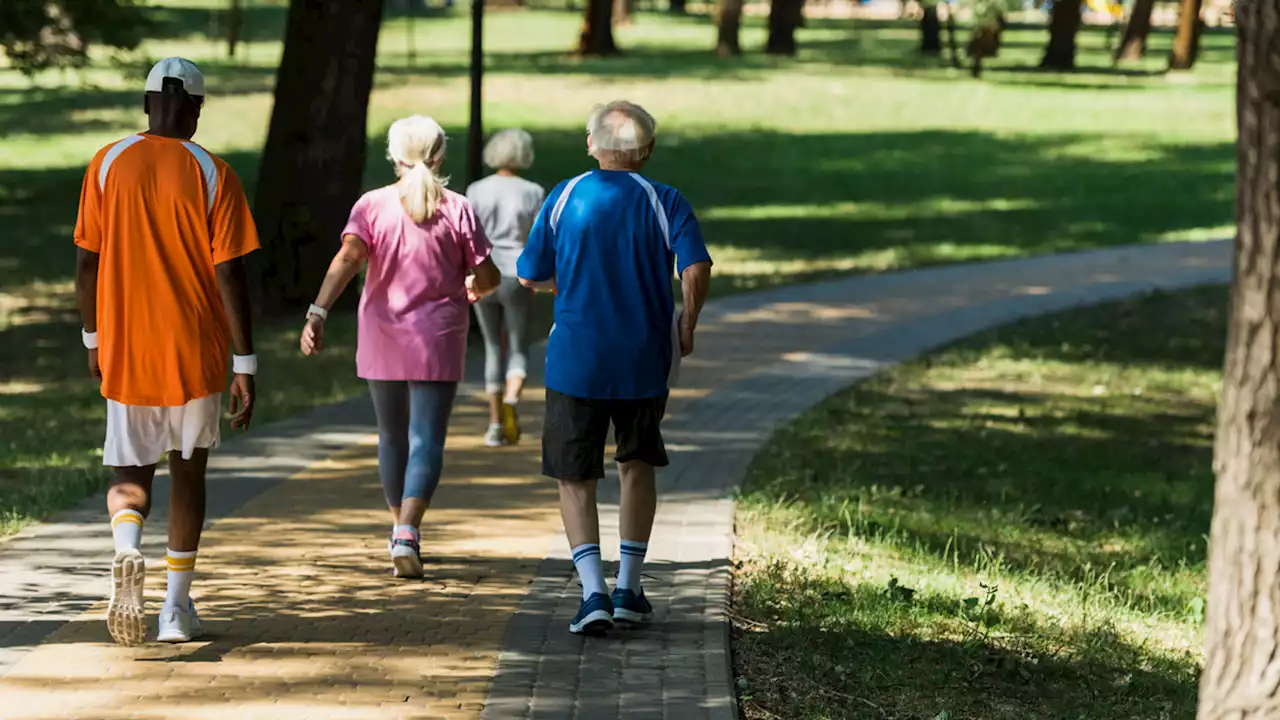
[103,394,222,467]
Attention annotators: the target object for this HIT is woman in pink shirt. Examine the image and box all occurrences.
[299,115,499,579]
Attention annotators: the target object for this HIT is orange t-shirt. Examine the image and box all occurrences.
[74,133,260,407]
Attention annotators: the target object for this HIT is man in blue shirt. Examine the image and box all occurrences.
[518,100,713,636]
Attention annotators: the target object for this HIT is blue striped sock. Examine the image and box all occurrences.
[619,540,648,592]
[571,544,607,600]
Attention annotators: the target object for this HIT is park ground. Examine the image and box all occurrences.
[735,285,1224,719]
[0,3,1233,716]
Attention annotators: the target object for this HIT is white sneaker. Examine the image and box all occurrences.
[157,600,204,643]
[390,537,424,579]
[483,424,506,448]
[107,549,146,647]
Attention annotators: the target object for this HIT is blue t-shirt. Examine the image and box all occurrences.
[516,169,712,400]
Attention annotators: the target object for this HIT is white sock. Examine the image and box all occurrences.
[571,544,608,600]
[110,509,143,552]
[164,549,197,612]
[618,540,648,592]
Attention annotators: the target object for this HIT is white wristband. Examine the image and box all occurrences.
[232,354,258,375]
[82,328,98,350]
[307,303,329,320]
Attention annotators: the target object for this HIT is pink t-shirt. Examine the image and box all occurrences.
[342,186,492,382]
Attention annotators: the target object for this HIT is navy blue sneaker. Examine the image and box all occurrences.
[569,592,614,635]
[611,587,653,624]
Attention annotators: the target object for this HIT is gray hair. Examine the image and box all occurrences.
[587,100,657,166]
[483,128,535,171]
[387,115,449,223]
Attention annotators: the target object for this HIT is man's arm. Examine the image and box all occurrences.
[76,248,99,333]
[216,256,255,430]
[519,277,558,292]
[215,257,254,357]
[679,261,711,356]
[75,248,101,379]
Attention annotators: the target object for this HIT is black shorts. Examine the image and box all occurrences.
[542,389,669,481]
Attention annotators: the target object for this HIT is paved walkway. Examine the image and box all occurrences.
[0,241,1229,719]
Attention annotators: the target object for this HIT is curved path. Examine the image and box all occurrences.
[0,241,1228,719]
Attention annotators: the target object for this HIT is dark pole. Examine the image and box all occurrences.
[467,0,484,186]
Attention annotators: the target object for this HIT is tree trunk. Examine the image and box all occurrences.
[613,0,634,27]
[253,0,382,314]
[227,0,243,58]
[1040,0,1083,70]
[1169,0,1205,70]
[670,0,686,13]
[1197,1,1280,717]
[945,3,961,68]
[578,0,618,55]
[1114,0,1155,62]
[715,0,744,56]
[765,0,801,55]
[920,5,941,55]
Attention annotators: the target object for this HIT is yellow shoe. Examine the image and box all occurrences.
[501,402,521,445]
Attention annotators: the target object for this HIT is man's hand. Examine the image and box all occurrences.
[228,374,255,430]
[88,349,101,380]
[679,312,695,357]
[300,316,325,356]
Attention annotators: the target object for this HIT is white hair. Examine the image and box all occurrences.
[387,115,449,224]
[587,100,657,166]
[483,128,535,171]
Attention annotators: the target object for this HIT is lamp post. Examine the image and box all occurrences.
[466,0,484,186]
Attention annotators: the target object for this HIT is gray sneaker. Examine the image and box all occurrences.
[484,424,505,447]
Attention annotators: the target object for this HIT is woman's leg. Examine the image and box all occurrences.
[473,296,506,427]
[502,281,534,404]
[399,381,459,529]
[367,380,410,524]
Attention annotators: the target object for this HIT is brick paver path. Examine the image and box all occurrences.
[0,241,1229,718]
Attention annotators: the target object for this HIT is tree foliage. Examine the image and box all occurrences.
[0,0,148,75]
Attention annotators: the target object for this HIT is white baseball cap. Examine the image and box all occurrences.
[144,57,206,97]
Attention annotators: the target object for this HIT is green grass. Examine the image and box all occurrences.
[0,5,1235,534]
[734,285,1226,719]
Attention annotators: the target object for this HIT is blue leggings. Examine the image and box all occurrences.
[368,380,458,508]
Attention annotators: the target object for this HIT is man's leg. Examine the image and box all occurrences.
[103,399,162,646]
[164,449,208,615]
[107,466,156,550]
[106,466,156,647]
[157,393,221,643]
[617,460,657,593]
[610,395,669,622]
[560,477,606,596]
[543,389,613,634]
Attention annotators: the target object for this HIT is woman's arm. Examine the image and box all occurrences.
[300,234,368,356]
[466,256,500,303]
[312,234,369,311]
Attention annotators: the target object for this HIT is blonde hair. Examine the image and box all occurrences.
[483,128,535,171]
[587,100,657,166]
[387,115,449,223]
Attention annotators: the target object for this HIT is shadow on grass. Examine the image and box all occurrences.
[745,286,1226,610]
[1,128,1234,298]
[734,560,1198,719]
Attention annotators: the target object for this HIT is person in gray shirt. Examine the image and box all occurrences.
[466,129,546,447]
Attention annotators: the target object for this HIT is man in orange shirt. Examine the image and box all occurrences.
[74,58,259,646]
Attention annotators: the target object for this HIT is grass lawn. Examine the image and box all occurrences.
[734,285,1226,719]
[0,4,1235,534]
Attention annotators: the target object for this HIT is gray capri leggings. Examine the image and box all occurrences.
[473,277,534,395]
